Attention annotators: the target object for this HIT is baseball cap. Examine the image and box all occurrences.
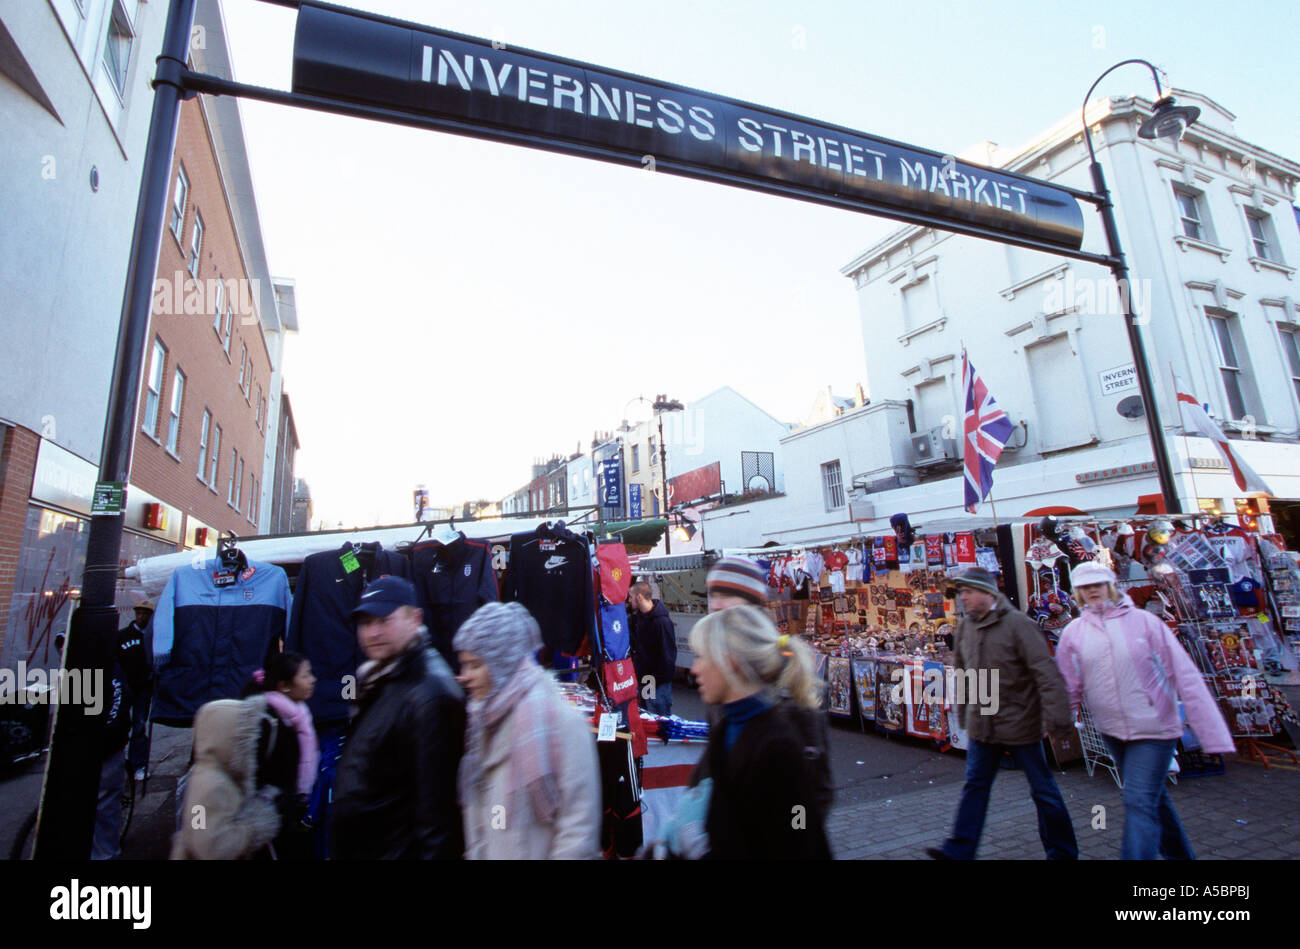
[351,575,419,620]
[135,598,156,612]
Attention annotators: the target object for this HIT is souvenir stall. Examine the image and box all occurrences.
[1018,513,1300,768]
[127,513,711,859]
[723,514,1023,753]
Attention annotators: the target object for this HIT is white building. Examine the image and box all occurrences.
[703,89,1300,550]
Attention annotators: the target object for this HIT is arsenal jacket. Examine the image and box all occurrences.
[152,558,290,725]
[286,542,411,725]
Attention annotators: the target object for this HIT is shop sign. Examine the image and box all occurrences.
[1099,363,1137,395]
[1075,461,1156,484]
[629,483,642,519]
[31,439,97,515]
[292,3,1085,250]
[601,457,622,507]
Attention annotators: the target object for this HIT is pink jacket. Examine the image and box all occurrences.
[1055,596,1234,753]
[264,691,320,797]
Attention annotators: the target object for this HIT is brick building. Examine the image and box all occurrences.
[0,0,298,672]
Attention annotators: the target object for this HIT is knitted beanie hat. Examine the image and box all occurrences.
[953,566,999,597]
[706,556,768,605]
[452,602,542,698]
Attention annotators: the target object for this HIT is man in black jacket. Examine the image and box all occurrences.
[628,582,677,715]
[331,577,466,859]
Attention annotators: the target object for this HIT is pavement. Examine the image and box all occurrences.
[4,685,1298,860]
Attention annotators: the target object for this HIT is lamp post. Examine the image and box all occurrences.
[1081,60,1199,516]
[652,395,685,552]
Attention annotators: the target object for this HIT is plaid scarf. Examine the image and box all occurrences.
[460,660,565,825]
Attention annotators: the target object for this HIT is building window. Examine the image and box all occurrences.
[651,489,660,516]
[248,474,256,522]
[648,436,657,464]
[102,1,134,97]
[238,344,247,390]
[821,460,845,511]
[211,277,224,337]
[222,306,232,354]
[244,361,253,400]
[142,338,165,436]
[255,384,263,429]
[1281,328,1300,406]
[209,424,221,488]
[1173,186,1212,242]
[228,448,238,504]
[1208,313,1253,420]
[165,367,185,454]
[188,212,204,279]
[170,165,189,241]
[1246,210,1278,262]
[197,410,212,480]
[632,445,640,472]
[235,457,244,509]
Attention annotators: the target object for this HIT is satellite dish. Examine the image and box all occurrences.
[1116,395,1145,419]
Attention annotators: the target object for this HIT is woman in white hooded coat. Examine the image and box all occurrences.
[453,603,600,860]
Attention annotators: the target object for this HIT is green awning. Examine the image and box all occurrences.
[595,518,668,547]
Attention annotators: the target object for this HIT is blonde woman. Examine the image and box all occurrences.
[687,605,832,859]
[1057,562,1234,859]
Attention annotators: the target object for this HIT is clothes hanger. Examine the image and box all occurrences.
[217,532,247,572]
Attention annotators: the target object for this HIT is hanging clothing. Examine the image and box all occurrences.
[152,558,290,726]
[286,541,410,726]
[410,537,499,671]
[502,523,596,655]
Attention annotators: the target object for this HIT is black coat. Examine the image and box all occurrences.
[286,542,411,726]
[629,600,677,685]
[330,635,465,859]
[691,701,833,860]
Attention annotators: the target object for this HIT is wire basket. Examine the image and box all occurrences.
[1077,702,1122,789]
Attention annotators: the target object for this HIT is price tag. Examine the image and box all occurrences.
[340,550,360,574]
[597,713,618,742]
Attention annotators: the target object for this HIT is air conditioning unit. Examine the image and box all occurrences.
[912,426,958,467]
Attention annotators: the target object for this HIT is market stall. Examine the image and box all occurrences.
[126,513,711,858]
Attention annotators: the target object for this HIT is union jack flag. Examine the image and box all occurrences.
[962,350,1014,513]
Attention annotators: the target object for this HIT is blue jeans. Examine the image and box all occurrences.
[1103,737,1194,860]
[941,739,1078,859]
[644,681,673,716]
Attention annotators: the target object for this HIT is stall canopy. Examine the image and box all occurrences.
[126,515,587,597]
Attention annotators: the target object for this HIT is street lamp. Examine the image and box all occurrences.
[652,395,684,552]
[1081,60,1193,516]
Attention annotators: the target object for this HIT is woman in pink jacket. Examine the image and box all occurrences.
[1056,562,1234,860]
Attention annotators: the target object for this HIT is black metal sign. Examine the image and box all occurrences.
[292,2,1084,250]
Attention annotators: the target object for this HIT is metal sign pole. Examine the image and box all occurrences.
[34,0,198,859]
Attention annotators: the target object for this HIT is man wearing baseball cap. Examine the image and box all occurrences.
[331,576,465,859]
[927,566,1077,861]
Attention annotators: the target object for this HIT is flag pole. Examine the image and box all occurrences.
[1171,365,1202,510]
[988,492,1000,527]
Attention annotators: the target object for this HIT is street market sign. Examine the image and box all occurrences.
[291,2,1085,250]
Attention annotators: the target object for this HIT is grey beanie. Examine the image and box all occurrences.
[452,602,543,697]
[953,566,1000,597]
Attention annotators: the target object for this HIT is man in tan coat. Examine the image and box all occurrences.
[926,567,1078,860]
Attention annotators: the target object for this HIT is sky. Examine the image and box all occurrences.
[214,0,1300,528]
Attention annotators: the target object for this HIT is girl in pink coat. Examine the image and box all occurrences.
[1056,562,1234,860]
